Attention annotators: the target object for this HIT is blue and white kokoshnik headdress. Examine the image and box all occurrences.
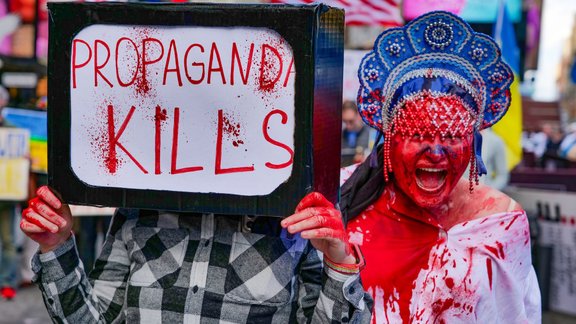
[357,11,513,182]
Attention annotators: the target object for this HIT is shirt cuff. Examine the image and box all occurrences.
[322,262,366,311]
[32,235,80,283]
[342,275,367,312]
[323,260,359,282]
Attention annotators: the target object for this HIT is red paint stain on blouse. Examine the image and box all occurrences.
[347,187,534,323]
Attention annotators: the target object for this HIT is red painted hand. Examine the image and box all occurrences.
[281,192,355,265]
[20,186,73,253]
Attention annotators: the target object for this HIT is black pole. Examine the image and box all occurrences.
[32,0,39,60]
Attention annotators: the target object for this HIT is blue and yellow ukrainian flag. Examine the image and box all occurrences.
[492,0,523,170]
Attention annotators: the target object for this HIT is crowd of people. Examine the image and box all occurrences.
[523,122,576,169]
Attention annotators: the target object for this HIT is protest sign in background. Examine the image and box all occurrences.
[507,187,576,315]
[48,2,344,216]
[343,50,368,102]
[0,127,30,201]
[1,107,47,173]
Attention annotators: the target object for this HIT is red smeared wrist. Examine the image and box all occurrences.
[324,244,366,274]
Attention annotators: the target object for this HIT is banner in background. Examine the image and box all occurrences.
[507,187,576,316]
[343,50,369,102]
[403,0,521,23]
[0,127,30,201]
[1,107,47,173]
[492,1,523,170]
[269,0,403,27]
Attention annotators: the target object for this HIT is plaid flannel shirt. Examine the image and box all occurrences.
[32,209,372,323]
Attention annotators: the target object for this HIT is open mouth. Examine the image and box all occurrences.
[416,168,447,192]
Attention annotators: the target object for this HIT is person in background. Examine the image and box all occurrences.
[0,85,19,300]
[18,76,49,286]
[296,12,541,323]
[559,122,576,162]
[19,173,43,286]
[0,203,18,300]
[533,122,565,168]
[342,100,371,166]
[463,128,509,191]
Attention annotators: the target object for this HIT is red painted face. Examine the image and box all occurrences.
[388,93,475,209]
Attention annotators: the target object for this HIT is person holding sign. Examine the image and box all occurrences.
[20,186,371,323]
[290,11,541,323]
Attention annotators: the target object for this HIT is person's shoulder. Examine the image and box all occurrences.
[475,183,520,212]
[455,180,522,221]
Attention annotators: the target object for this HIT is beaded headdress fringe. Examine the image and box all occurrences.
[357,11,514,190]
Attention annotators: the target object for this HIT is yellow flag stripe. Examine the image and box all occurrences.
[491,76,522,170]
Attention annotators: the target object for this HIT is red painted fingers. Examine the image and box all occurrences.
[22,206,59,233]
[20,186,73,253]
[295,192,333,213]
[21,186,67,234]
[28,198,67,228]
[19,219,47,233]
[36,186,62,210]
[282,207,345,240]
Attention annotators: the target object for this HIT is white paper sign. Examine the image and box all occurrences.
[70,25,296,195]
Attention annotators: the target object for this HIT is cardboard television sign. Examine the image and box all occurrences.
[48,2,344,216]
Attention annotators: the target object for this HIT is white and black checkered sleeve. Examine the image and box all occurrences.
[32,210,131,323]
[298,247,373,323]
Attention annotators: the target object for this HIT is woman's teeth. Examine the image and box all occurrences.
[415,168,447,192]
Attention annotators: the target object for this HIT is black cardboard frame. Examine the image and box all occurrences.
[48,2,344,216]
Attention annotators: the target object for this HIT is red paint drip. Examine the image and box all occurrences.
[463,247,475,292]
[135,73,151,96]
[439,246,450,268]
[504,214,520,231]
[222,115,241,137]
[496,241,505,259]
[134,28,153,97]
[105,104,118,173]
[354,189,440,323]
[486,258,493,290]
[215,110,254,174]
[484,244,503,259]
[445,277,454,289]
[221,115,245,147]
[88,101,122,173]
[255,35,292,105]
[431,298,454,321]
[258,44,282,93]
[154,106,168,174]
